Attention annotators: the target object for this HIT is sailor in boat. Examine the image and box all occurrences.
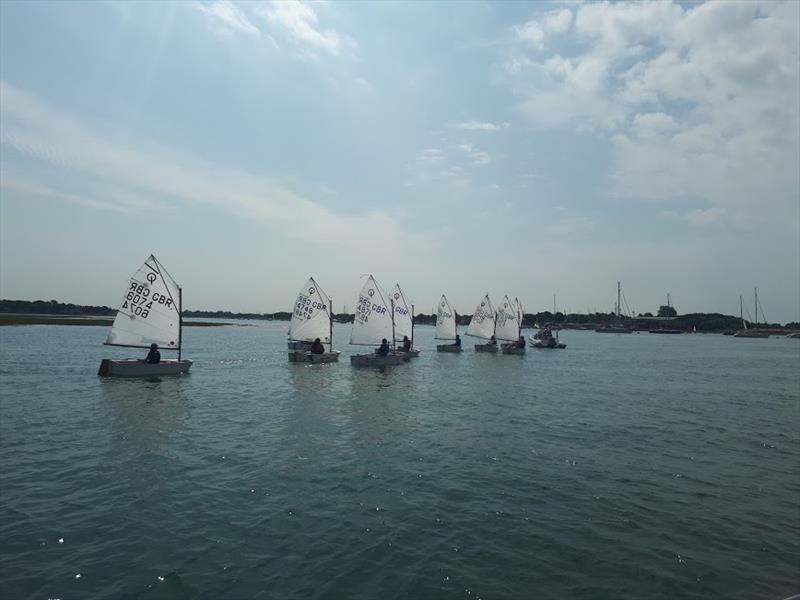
[454,334,461,347]
[378,338,391,356]
[515,336,526,349]
[310,338,325,355]
[488,335,497,347]
[144,343,161,364]
[401,335,412,352]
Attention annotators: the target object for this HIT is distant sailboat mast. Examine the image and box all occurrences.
[740,295,746,329]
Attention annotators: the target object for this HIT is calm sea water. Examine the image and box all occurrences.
[0,322,798,600]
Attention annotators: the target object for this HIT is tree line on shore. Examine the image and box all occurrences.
[2,299,796,331]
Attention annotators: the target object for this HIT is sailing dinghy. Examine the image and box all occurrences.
[466,294,498,353]
[287,277,340,363]
[350,276,405,367]
[391,284,419,360]
[498,296,525,355]
[435,294,462,352]
[98,254,192,377]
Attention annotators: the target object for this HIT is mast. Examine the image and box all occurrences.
[329,298,334,352]
[178,286,183,363]
[411,303,415,349]
[617,281,621,318]
[740,295,745,329]
[391,299,396,349]
[754,287,758,326]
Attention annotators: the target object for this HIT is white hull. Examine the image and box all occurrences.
[98,359,192,377]
[437,344,463,353]
[288,351,340,363]
[501,343,526,355]
[351,353,405,367]
[733,330,770,338]
[475,343,498,353]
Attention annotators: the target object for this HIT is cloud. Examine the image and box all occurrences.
[507,0,800,226]
[659,208,726,226]
[513,8,574,49]
[416,148,446,163]
[0,82,430,251]
[456,143,492,167]
[456,120,509,132]
[194,1,260,38]
[256,1,355,59]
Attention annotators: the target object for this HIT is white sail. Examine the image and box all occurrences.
[350,275,394,346]
[289,277,332,343]
[465,294,496,339]
[435,294,457,340]
[390,283,413,342]
[495,295,520,342]
[105,254,181,349]
[514,297,525,324]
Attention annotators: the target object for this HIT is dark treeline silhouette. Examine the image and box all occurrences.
[0,299,793,330]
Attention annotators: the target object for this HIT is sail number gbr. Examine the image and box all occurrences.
[356,295,387,323]
[122,281,173,318]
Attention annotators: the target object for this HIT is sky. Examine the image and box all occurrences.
[0,0,798,322]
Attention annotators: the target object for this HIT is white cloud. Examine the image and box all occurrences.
[507,0,800,226]
[513,8,574,49]
[471,151,491,166]
[416,148,446,163]
[194,1,260,38]
[0,82,430,251]
[456,120,509,132]
[456,143,492,167]
[659,208,726,226]
[543,9,574,33]
[256,1,355,59]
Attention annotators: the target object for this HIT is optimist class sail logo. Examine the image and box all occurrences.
[308,287,315,295]
[368,289,374,297]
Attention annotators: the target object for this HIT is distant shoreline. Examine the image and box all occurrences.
[1,299,797,331]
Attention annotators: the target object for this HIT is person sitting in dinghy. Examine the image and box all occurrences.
[402,336,412,352]
[515,336,526,349]
[378,338,391,356]
[145,343,160,364]
[310,338,325,354]
[454,334,461,347]
[488,335,497,346]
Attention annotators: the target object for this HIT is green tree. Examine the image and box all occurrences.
[657,305,677,317]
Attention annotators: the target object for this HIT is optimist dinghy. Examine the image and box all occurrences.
[98,254,192,377]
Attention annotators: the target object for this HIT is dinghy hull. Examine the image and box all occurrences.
[98,359,193,377]
[350,353,405,367]
[288,351,340,363]
[532,341,566,349]
[437,344,462,353]
[396,349,420,361]
[501,344,526,355]
[474,343,498,353]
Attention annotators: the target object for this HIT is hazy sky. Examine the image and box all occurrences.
[1,1,798,322]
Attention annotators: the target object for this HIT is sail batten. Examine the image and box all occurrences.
[350,275,394,346]
[105,254,182,349]
[465,294,496,339]
[435,294,457,340]
[288,277,332,343]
